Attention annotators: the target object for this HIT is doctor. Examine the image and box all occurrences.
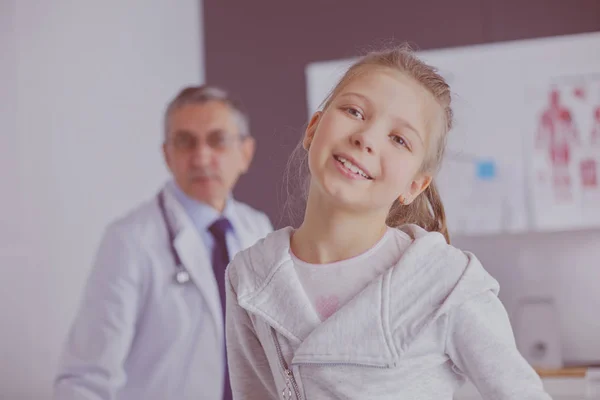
[54,85,273,400]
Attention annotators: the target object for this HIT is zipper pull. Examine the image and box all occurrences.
[282,369,294,400]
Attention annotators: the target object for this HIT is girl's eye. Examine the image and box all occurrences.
[391,135,408,148]
[345,107,364,120]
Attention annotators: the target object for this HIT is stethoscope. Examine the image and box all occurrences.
[157,191,192,285]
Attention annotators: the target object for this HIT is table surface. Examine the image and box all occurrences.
[454,377,589,400]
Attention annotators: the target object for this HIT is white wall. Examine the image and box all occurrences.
[0,1,204,398]
[452,230,600,366]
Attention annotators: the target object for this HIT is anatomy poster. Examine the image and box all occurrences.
[527,77,600,230]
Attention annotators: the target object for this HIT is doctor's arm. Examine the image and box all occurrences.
[446,291,552,400]
[54,223,146,400]
[226,268,278,400]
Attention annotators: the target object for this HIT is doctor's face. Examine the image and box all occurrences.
[163,101,255,212]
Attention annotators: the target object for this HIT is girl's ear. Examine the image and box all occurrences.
[303,111,322,150]
[402,174,432,204]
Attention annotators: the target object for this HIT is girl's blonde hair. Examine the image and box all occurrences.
[286,44,453,243]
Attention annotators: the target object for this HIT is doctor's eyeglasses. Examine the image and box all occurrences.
[168,130,246,152]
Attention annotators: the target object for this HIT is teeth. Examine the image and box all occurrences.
[337,156,370,179]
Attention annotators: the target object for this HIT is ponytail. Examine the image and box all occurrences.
[385,180,450,244]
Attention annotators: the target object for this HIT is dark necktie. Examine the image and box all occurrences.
[208,217,233,400]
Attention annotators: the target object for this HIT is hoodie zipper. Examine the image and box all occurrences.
[270,328,301,400]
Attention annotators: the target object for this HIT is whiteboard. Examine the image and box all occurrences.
[305,32,600,236]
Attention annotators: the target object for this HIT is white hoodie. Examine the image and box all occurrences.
[225,225,552,399]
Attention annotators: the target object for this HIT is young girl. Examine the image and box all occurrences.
[225,46,552,399]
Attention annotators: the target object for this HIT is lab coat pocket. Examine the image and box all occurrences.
[152,278,205,349]
[172,283,205,334]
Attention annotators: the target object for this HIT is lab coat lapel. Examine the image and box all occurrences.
[228,199,261,250]
[162,188,224,337]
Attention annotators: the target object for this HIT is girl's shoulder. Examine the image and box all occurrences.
[227,226,294,293]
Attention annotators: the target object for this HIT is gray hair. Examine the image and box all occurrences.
[163,85,250,141]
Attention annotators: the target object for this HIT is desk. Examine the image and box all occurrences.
[454,369,590,399]
[536,367,588,379]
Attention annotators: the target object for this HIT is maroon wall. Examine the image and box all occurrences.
[203,0,600,227]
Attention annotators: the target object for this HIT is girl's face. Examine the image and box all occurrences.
[304,67,443,214]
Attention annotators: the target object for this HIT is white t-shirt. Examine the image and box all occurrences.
[291,227,412,321]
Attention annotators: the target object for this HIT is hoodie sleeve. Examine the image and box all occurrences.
[226,269,278,400]
[445,291,553,400]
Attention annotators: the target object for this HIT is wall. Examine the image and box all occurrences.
[203,0,600,365]
[0,1,203,398]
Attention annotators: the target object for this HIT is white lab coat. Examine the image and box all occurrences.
[54,184,273,400]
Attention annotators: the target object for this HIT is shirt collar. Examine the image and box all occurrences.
[168,180,237,235]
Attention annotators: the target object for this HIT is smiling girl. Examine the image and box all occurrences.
[224,45,552,400]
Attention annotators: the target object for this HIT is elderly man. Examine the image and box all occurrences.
[54,85,273,400]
